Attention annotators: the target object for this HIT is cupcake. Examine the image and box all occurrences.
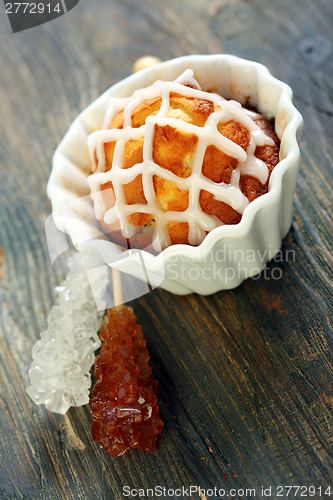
[87,70,280,252]
[48,55,303,295]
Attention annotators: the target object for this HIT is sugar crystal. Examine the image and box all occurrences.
[26,253,109,414]
[90,306,163,456]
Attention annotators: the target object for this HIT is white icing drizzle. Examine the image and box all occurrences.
[87,71,275,250]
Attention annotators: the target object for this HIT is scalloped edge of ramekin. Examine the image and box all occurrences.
[48,54,303,295]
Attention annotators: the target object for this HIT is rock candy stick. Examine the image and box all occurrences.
[90,271,163,457]
[26,253,108,414]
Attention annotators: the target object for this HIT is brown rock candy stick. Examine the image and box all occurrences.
[89,269,163,457]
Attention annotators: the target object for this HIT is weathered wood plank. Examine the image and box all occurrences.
[0,0,333,498]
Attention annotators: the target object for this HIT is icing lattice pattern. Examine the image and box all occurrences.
[87,70,274,250]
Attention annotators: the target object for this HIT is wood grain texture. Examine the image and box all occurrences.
[0,0,333,498]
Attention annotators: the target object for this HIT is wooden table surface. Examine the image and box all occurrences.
[1,0,333,499]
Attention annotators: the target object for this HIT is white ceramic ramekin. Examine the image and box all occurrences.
[47,54,303,295]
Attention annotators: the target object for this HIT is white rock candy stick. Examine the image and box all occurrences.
[26,253,109,415]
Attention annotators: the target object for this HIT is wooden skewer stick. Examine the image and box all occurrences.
[112,267,123,308]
